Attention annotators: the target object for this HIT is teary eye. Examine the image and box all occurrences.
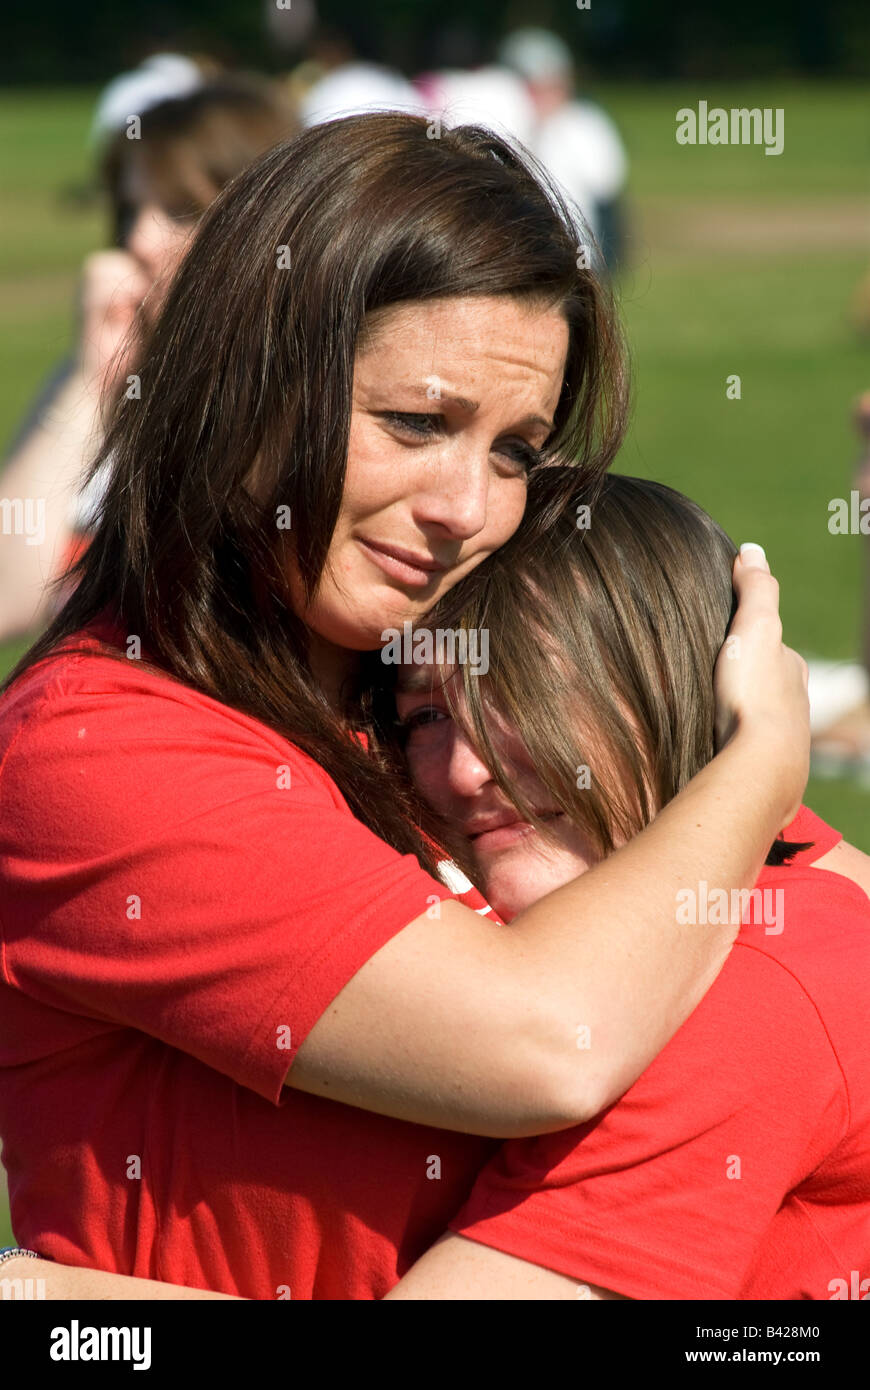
[380,412,442,437]
[497,439,544,472]
[397,705,448,730]
[379,411,544,474]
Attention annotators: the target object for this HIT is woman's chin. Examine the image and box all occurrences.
[305,587,436,654]
[478,841,593,920]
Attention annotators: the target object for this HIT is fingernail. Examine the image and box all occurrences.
[739,542,768,568]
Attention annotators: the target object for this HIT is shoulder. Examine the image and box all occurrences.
[544,102,622,145]
[0,630,337,810]
[805,838,870,905]
[746,803,870,963]
[721,858,870,1109]
[750,842,870,966]
[661,947,845,1104]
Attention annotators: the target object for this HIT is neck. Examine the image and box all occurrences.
[307,632,362,713]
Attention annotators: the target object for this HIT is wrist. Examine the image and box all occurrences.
[718,719,808,824]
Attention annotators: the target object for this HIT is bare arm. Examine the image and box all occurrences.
[0,250,147,640]
[383,1232,626,1300]
[0,367,102,638]
[6,1241,620,1301]
[288,551,811,1136]
[0,1253,239,1300]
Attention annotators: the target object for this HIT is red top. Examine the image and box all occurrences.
[448,805,870,1300]
[0,612,501,1299]
[2,613,864,1301]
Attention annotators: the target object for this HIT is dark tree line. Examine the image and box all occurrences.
[5,0,869,84]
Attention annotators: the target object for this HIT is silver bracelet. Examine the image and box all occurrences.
[0,1246,40,1266]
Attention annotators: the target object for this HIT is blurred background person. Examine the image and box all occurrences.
[497,27,629,268]
[808,394,870,781]
[289,20,536,168]
[278,19,627,274]
[0,59,296,642]
[413,38,536,149]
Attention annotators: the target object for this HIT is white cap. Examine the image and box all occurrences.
[496,28,575,83]
[90,54,205,148]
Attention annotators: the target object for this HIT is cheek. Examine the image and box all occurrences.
[142,231,192,313]
[485,721,546,793]
[405,737,454,813]
[342,418,399,517]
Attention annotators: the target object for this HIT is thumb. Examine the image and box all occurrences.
[736,542,769,573]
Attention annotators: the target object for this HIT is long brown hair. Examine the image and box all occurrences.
[422,469,809,867]
[2,114,628,874]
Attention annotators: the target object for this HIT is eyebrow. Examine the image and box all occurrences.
[403,383,554,436]
[395,667,443,694]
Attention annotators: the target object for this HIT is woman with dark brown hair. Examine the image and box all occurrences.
[0,69,297,640]
[0,113,809,1301]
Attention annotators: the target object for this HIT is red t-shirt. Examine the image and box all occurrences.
[0,612,501,1299]
[449,805,870,1300]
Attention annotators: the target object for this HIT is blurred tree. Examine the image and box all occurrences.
[4,0,870,82]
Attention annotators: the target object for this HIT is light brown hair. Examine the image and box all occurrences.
[420,468,809,867]
[100,74,298,246]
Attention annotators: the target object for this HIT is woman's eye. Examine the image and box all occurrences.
[380,413,543,473]
[381,412,441,437]
[398,705,448,731]
[495,440,543,474]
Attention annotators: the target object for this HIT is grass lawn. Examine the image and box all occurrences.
[0,81,868,1247]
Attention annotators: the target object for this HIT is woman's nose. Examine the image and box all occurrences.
[446,726,494,796]
[413,450,490,541]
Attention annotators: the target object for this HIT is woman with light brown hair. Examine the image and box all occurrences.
[0,113,809,1301]
[380,470,870,1299]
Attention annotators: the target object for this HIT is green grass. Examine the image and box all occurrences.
[1,82,868,1246]
[597,81,870,196]
[617,252,869,657]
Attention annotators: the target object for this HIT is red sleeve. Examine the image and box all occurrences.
[448,946,847,1299]
[0,663,460,1106]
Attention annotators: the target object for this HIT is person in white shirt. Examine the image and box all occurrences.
[497,27,628,263]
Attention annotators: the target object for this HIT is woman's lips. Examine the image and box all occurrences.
[470,812,564,854]
[357,537,447,589]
